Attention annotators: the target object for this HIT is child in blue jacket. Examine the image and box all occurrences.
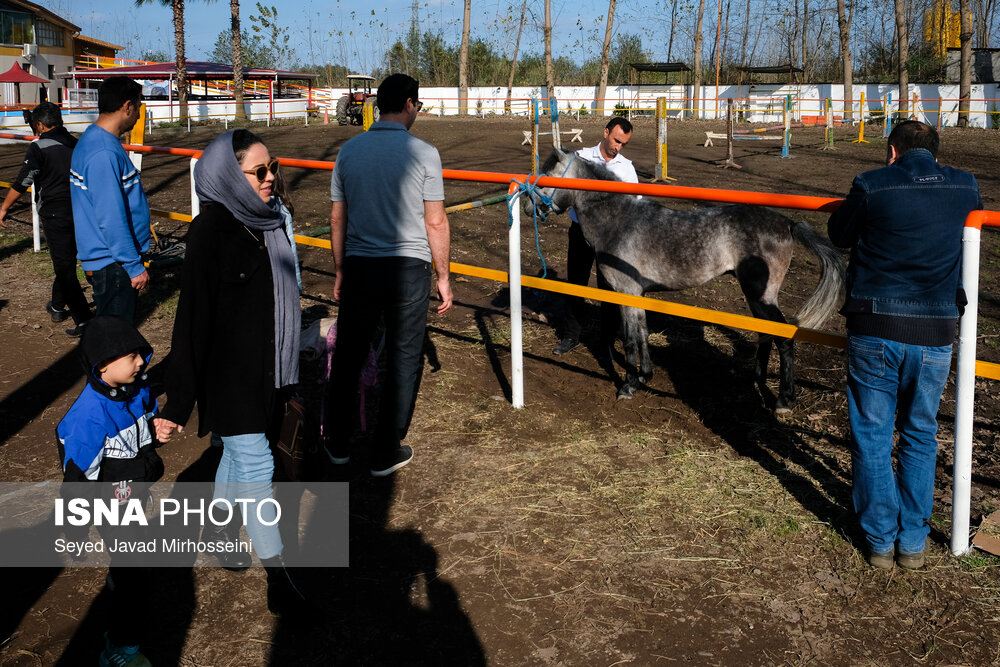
[57,315,166,667]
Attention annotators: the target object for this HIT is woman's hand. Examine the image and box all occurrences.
[153,417,182,443]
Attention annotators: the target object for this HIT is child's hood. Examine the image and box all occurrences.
[79,316,153,400]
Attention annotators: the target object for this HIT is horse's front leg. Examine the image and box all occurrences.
[616,305,649,399]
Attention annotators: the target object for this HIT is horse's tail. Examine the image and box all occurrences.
[790,221,846,330]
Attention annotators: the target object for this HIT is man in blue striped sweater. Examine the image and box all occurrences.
[70,76,150,325]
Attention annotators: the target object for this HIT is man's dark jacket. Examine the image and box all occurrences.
[12,125,76,213]
[161,202,282,436]
[827,148,982,345]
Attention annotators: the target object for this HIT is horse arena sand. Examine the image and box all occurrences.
[2,115,1000,664]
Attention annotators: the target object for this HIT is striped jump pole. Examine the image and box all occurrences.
[884,93,893,138]
[821,98,836,151]
[852,92,870,144]
[719,98,741,169]
[531,97,540,175]
[550,97,561,150]
[780,95,791,158]
[654,96,678,181]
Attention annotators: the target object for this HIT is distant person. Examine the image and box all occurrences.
[70,76,150,325]
[155,130,308,615]
[553,116,638,358]
[322,73,452,476]
[828,120,982,571]
[56,315,169,667]
[0,101,91,336]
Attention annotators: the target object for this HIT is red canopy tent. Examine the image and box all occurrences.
[0,62,49,105]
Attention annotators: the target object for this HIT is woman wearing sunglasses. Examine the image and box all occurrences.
[156,129,307,616]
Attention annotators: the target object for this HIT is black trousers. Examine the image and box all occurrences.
[561,221,620,343]
[41,209,90,324]
[323,256,431,462]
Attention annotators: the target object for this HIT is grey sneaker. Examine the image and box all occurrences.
[370,445,413,477]
[897,549,926,570]
[866,548,894,570]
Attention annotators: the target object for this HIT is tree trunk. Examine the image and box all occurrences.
[692,0,706,119]
[958,0,973,126]
[504,0,527,114]
[597,0,616,116]
[232,0,246,121]
[801,0,809,82]
[458,0,470,115]
[172,0,188,122]
[739,0,751,69]
[667,0,679,61]
[837,0,853,120]
[544,0,554,98]
[894,0,909,117]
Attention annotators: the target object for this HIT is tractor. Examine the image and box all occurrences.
[336,75,378,126]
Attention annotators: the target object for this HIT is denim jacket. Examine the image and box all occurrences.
[828,148,982,323]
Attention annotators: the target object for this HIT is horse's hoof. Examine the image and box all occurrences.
[616,385,636,400]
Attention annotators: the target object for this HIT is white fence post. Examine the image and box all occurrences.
[509,190,524,409]
[30,193,40,252]
[190,158,200,220]
[952,224,981,555]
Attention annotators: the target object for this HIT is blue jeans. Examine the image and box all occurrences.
[216,433,283,560]
[86,262,137,324]
[847,334,952,555]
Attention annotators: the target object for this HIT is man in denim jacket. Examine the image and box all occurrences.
[828,120,982,570]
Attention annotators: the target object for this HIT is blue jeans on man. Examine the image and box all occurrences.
[86,262,137,324]
[847,334,952,556]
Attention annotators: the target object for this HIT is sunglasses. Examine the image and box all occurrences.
[415,100,424,111]
[242,158,279,182]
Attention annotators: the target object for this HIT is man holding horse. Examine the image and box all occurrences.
[553,116,639,357]
[828,120,982,571]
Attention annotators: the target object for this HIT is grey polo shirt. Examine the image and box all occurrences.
[331,121,445,263]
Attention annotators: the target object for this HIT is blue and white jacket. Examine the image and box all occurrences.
[57,317,162,483]
[69,124,151,279]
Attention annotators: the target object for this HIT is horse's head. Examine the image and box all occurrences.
[520,148,577,217]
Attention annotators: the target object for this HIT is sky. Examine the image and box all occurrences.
[47,0,641,73]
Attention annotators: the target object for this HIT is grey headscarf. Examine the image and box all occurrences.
[194,130,300,388]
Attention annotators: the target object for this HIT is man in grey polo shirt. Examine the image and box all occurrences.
[322,73,452,477]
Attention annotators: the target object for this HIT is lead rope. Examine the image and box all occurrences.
[504,153,577,279]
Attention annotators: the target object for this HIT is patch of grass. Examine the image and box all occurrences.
[960,552,1000,571]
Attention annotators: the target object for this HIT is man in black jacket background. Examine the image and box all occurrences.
[0,102,91,335]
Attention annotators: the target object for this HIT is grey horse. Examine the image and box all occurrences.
[524,148,845,412]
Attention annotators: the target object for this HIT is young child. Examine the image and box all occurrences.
[57,315,169,667]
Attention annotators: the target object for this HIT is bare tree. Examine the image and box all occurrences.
[801,0,809,82]
[959,0,973,126]
[597,0,616,116]
[667,0,680,61]
[505,0,527,114]
[894,0,909,116]
[544,0,555,97]
[837,0,854,119]
[973,0,998,48]
[459,0,470,115]
[692,0,706,119]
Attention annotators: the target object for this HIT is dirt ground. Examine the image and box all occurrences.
[3,115,1000,666]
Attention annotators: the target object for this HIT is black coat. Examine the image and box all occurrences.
[161,202,282,436]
